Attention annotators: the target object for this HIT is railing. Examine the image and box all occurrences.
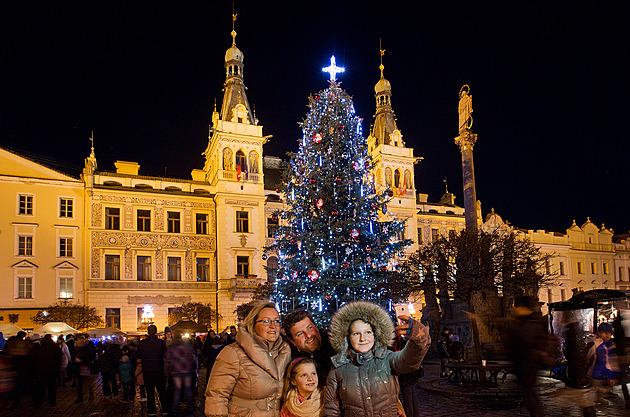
[218,170,261,183]
[571,243,614,252]
[231,275,261,289]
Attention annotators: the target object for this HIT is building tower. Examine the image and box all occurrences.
[454,85,479,230]
[367,45,421,251]
[198,10,269,322]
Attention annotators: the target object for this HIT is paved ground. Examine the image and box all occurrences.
[1,363,629,416]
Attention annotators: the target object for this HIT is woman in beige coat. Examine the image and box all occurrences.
[205,301,291,417]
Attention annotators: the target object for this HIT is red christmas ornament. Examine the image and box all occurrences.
[316,198,324,209]
[308,270,319,281]
[276,273,282,278]
[380,266,387,271]
[365,161,370,167]
[350,229,360,239]
[331,211,338,216]
[313,133,323,143]
[315,94,320,100]
[342,262,349,268]
[309,178,316,184]
[352,161,361,171]
[338,124,344,130]
[387,190,394,197]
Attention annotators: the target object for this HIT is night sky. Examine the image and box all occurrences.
[1,2,628,235]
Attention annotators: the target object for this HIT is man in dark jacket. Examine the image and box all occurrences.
[505,296,547,417]
[98,340,122,402]
[283,309,336,386]
[138,324,168,416]
[33,334,62,405]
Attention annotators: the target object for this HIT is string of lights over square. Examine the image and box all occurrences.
[267,56,411,326]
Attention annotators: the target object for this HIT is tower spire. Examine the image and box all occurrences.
[371,40,397,145]
[231,3,237,46]
[379,38,385,79]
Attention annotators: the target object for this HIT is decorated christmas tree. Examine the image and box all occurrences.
[269,57,411,325]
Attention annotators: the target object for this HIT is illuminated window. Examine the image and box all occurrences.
[167,212,180,233]
[105,255,120,280]
[196,213,209,235]
[59,237,73,257]
[59,198,73,218]
[18,235,33,256]
[591,263,597,274]
[137,209,151,231]
[267,256,279,283]
[105,207,120,230]
[105,308,120,329]
[237,256,249,277]
[18,195,33,215]
[17,277,32,299]
[577,262,584,274]
[168,257,181,281]
[267,216,279,238]
[197,258,209,282]
[394,169,401,188]
[559,262,565,276]
[431,229,439,242]
[236,211,249,233]
[137,256,151,281]
[620,267,624,282]
[417,228,423,245]
[59,277,73,299]
[236,150,247,172]
[603,263,609,275]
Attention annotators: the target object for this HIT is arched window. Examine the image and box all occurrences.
[249,151,259,173]
[404,170,412,188]
[385,168,392,187]
[236,150,247,172]
[394,169,401,188]
[223,148,233,170]
[267,256,279,283]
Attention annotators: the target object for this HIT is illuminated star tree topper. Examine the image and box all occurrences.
[322,55,345,82]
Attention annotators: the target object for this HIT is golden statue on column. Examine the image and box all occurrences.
[458,84,473,133]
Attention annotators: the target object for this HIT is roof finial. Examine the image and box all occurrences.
[89,130,95,158]
[443,176,448,194]
[231,3,237,46]
[213,98,217,112]
[379,39,385,79]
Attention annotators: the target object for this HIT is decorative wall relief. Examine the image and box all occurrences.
[92,203,102,227]
[124,205,133,229]
[184,209,193,233]
[155,207,164,231]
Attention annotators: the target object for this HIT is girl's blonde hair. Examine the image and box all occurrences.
[281,357,318,406]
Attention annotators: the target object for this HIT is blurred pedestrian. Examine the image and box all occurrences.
[74,333,96,403]
[563,320,596,416]
[613,315,630,409]
[449,334,465,362]
[118,354,134,402]
[33,334,61,406]
[587,322,619,405]
[99,339,122,403]
[65,334,76,387]
[4,331,32,409]
[168,332,197,415]
[57,335,71,387]
[437,328,451,377]
[504,295,548,417]
[203,335,225,383]
[138,324,168,416]
[0,332,6,351]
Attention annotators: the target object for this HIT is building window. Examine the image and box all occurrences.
[545,260,551,275]
[236,211,249,233]
[137,209,151,231]
[236,150,248,173]
[59,198,73,218]
[197,258,209,282]
[59,277,73,298]
[105,207,120,230]
[431,229,439,243]
[196,213,209,235]
[59,237,73,257]
[417,228,423,245]
[559,262,565,276]
[577,262,584,274]
[167,212,180,233]
[17,277,33,299]
[591,262,597,274]
[267,256,279,283]
[603,263,609,275]
[561,289,566,301]
[237,256,249,277]
[105,308,121,329]
[137,256,151,281]
[18,195,33,215]
[394,169,401,188]
[620,267,625,282]
[105,255,120,280]
[168,257,181,281]
[267,216,279,238]
[18,235,33,256]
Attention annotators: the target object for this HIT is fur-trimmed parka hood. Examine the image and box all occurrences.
[329,301,395,355]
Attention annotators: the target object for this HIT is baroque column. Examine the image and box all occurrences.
[454,85,479,230]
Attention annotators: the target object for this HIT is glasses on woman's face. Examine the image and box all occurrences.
[256,318,281,326]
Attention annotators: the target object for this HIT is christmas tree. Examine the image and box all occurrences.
[269,57,411,325]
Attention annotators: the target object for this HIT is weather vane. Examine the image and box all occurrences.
[322,56,345,82]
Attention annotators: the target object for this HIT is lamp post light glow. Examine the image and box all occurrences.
[141,304,154,326]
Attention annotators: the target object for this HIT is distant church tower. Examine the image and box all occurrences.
[454,85,479,230]
[196,11,269,318]
[367,45,421,251]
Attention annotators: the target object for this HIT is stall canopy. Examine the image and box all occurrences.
[170,320,207,335]
[32,322,78,336]
[549,289,627,311]
[0,323,24,338]
[86,327,126,338]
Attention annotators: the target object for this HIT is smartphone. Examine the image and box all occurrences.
[394,304,408,326]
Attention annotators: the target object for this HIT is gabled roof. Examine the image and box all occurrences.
[0,146,82,180]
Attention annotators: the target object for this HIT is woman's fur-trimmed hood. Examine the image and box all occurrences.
[329,301,395,354]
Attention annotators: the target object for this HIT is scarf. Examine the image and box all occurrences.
[283,387,323,417]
